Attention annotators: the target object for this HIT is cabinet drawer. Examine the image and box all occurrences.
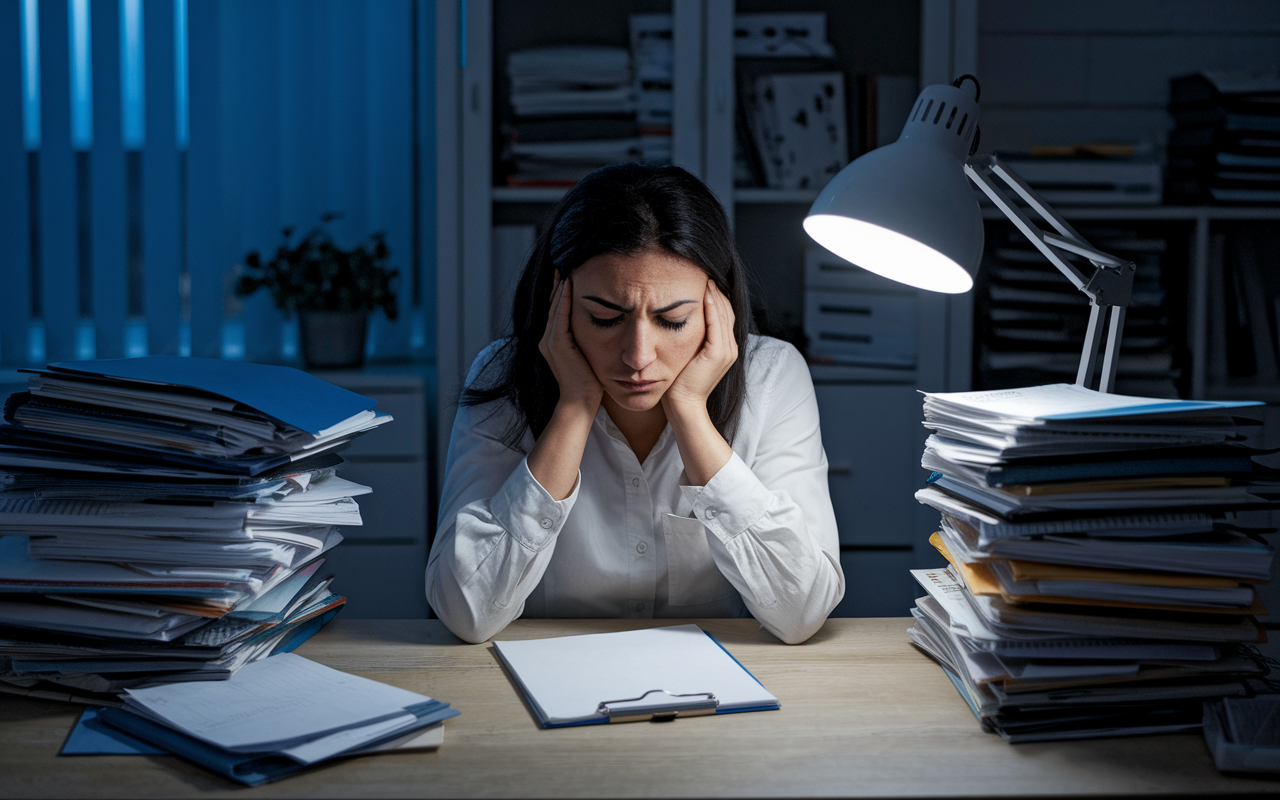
[805,290,916,367]
[816,384,924,546]
[830,549,919,617]
[338,461,427,545]
[323,541,429,619]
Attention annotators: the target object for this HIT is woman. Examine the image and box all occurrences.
[426,163,843,644]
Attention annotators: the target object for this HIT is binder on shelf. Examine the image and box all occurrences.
[492,625,779,728]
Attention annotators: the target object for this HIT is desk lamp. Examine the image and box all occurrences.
[803,75,1137,393]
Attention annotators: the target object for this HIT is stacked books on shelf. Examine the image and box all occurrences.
[503,46,640,187]
[909,383,1279,743]
[995,145,1162,206]
[1167,69,1280,204]
[975,224,1182,398]
[630,14,673,165]
[0,356,390,704]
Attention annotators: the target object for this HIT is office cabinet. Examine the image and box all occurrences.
[312,370,431,619]
[816,384,922,547]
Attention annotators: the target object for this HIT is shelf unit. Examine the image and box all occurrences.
[976,204,1280,401]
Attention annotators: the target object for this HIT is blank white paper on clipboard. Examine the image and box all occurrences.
[492,624,780,727]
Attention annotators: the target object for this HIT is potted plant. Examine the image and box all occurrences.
[236,213,399,369]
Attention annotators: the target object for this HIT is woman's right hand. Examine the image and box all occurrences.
[538,274,604,415]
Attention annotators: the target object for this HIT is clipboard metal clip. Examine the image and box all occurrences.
[596,689,720,723]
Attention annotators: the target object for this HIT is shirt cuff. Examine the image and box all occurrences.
[680,452,768,542]
[491,456,579,551]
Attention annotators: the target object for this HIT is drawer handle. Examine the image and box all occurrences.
[828,464,853,476]
[819,304,872,315]
[819,332,872,344]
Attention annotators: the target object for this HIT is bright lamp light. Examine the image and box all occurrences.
[803,76,1137,393]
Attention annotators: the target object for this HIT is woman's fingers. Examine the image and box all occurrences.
[702,281,719,354]
[539,277,564,359]
[703,281,737,367]
[557,277,574,341]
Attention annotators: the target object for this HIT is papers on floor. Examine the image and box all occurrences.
[0,356,392,703]
[83,653,458,786]
[493,624,779,727]
[907,383,1278,743]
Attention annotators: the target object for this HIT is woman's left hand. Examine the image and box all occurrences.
[662,279,738,420]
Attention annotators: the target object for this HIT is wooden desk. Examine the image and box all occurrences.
[2,617,1276,798]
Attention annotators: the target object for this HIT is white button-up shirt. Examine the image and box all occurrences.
[426,335,844,644]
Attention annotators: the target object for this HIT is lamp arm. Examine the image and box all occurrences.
[962,153,1138,394]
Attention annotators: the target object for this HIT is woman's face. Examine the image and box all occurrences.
[569,249,710,414]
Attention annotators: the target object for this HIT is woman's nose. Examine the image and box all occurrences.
[621,320,656,373]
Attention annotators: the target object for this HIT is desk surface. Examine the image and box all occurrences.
[2,617,1276,798]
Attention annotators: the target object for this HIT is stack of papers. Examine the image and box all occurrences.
[0,357,391,702]
[87,653,458,786]
[504,46,641,187]
[907,383,1278,743]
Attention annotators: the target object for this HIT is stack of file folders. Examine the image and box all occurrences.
[908,383,1280,743]
[1166,69,1280,204]
[503,46,641,187]
[86,653,458,786]
[0,356,391,703]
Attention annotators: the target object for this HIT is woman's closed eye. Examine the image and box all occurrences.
[656,316,689,331]
[587,313,624,329]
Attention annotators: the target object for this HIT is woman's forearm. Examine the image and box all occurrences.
[666,402,733,487]
[526,400,597,500]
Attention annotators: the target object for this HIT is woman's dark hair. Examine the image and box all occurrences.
[462,162,756,450]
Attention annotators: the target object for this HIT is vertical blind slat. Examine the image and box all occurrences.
[38,0,78,362]
[416,0,436,352]
[0,0,30,365]
[142,0,181,355]
[279,0,322,238]
[325,0,367,248]
[91,0,125,359]
[366,0,413,359]
[237,0,282,362]
[185,0,221,359]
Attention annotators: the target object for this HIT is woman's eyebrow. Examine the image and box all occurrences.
[581,296,696,314]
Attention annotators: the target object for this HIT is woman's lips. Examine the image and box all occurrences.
[617,379,659,392]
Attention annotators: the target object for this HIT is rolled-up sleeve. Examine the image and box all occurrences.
[679,344,844,644]
[425,348,578,643]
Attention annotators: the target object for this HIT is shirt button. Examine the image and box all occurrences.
[705,508,719,519]
[540,518,553,529]
[631,477,640,487]
[635,602,645,612]
[636,542,647,554]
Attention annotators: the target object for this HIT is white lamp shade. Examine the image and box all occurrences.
[804,84,984,294]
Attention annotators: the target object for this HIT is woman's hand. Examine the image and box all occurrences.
[538,274,604,416]
[662,280,738,420]
[528,275,603,500]
[662,280,737,485]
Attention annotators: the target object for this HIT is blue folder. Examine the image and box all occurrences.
[43,356,376,435]
[95,700,459,786]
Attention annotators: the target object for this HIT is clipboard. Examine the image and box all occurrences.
[492,624,780,728]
